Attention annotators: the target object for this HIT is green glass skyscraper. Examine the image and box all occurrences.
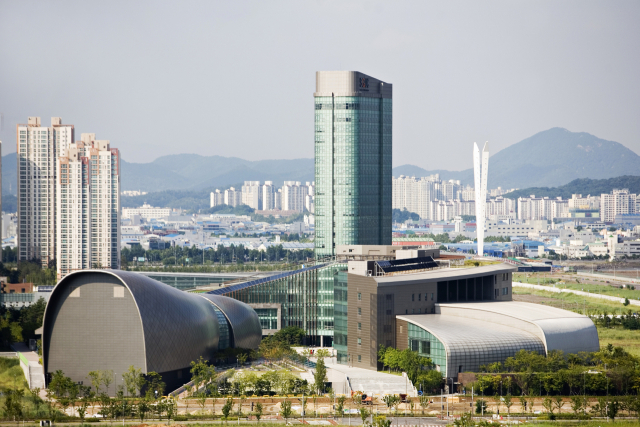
[314,71,392,258]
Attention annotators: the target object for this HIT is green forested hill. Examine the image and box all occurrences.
[502,176,640,199]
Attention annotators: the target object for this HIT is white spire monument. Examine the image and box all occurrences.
[473,142,489,256]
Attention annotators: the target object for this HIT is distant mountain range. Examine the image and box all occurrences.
[2,127,639,200]
[394,127,640,188]
[0,152,315,195]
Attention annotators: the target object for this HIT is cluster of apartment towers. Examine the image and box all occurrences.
[17,117,120,279]
[394,175,636,224]
[392,174,516,222]
[210,181,315,213]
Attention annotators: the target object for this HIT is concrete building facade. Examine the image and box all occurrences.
[601,189,637,223]
[224,187,242,207]
[56,133,120,278]
[241,181,262,210]
[210,190,224,208]
[17,117,74,266]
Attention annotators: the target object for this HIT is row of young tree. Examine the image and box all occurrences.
[40,367,173,422]
[472,346,640,396]
[121,244,313,268]
[471,394,640,421]
[592,310,640,330]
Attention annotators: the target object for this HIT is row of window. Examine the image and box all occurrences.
[411,293,435,302]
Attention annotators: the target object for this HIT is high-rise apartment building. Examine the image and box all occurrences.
[601,189,637,223]
[282,181,307,212]
[241,181,262,210]
[224,187,241,207]
[56,133,120,277]
[17,117,74,266]
[314,71,392,257]
[262,181,276,210]
[210,190,224,208]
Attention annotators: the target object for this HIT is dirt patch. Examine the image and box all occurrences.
[513,293,564,308]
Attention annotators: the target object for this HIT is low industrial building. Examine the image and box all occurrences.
[43,270,261,393]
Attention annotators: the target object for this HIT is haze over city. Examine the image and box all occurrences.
[1,0,639,170]
[4,1,640,423]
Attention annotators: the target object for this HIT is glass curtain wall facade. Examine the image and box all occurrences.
[408,323,447,376]
[214,263,346,345]
[334,271,348,363]
[314,72,392,258]
[255,308,278,330]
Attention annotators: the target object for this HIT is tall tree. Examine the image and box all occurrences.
[314,358,327,394]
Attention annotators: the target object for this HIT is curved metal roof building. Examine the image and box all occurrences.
[42,270,261,394]
[397,301,599,379]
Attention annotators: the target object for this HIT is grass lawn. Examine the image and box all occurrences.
[513,286,630,315]
[0,357,29,392]
[513,287,640,357]
[597,326,640,358]
[532,423,640,427]
[514,272,640,301]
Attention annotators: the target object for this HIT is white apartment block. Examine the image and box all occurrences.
[305,194,314,213]
[207,181,315,212]
[122,203,171,220]
[262,181,276,210]
[393,175,439,220]
[241,181,262,210]
[460,187,475,201]
[393,175,517,222]
[224,187,242,207]
[282,181,307,212]
[17,117,74,266]
[210,190,224,208]
[486,197,516,219]
[551,199,569,218]
[517,196,567,221]
[601,189,637,223]
[428,200,475,222]
[568,194,600,210]
[56,133,120,278]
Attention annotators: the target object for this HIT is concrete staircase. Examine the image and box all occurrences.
[347,372,418,397]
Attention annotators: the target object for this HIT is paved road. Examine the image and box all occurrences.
[513,282,640,307]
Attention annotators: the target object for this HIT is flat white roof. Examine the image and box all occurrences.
[375,264,517,286]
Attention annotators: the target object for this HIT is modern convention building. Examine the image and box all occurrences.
[334,248,599,379]
[207,245,599,381]
[43,270,261,393]
[314,71,393,258]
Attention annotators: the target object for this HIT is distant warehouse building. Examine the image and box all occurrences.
[42,271,261,393]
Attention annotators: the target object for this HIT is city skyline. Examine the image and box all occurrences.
[1,1,639,170]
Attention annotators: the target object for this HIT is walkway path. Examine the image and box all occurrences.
[513,282,640,307]
[12,342,45,390]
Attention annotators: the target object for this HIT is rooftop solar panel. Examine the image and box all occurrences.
[375,256,438,274]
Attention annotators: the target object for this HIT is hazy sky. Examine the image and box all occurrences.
[1,1,638,170]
